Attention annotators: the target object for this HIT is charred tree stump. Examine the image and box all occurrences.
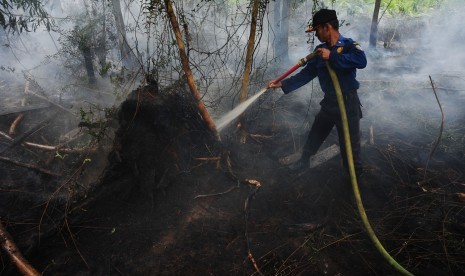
[81,80,220,207]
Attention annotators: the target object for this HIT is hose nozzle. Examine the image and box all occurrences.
[269,51,319,86]
[298,52,318,67]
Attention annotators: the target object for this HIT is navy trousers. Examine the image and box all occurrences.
[301,91,363,175]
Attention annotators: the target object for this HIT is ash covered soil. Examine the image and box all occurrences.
[1,79,465,275]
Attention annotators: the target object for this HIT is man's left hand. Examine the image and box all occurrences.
[317,48,330,60]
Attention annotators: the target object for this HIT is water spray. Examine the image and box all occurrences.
[215,52,318,132]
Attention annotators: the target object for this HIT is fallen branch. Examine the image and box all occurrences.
[59,128,83,143]
[0,131,92,154]
[25,88,73,114]
[247,250,262,276]
[194,181,240,199]
[0,155,61,176]
[0,103,50,116]
[23,142,96,154]
[0,130,14,142]
[0,114,54,154]
[0,221,41,276]
[249,133,274,144]
[244,179,262,275]
[9,113,25,136]
[225,152,238,181]
[249,134,273,139]
[424,76,445,180]
[194,157,221,161]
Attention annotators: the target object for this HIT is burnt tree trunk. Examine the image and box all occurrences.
[80,45,97,85]
[163,0,218,138]
[238,0,260,143]
[95,1,107,75]
[111,0,138,68]
[369,0,381,48]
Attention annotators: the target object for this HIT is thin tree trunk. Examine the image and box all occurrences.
[96,1,107,74]
[81,45,96,84]
[238,0,260,143]
[369,0,381,48]
[273,0,289,63]
[163,0,218,137]
[111,0,138,68]
[272,0,280,57]
[279,0,289,63]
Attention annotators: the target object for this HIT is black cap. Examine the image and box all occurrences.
[305,9,337,32]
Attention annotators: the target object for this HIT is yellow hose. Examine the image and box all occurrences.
[325,61,413,276]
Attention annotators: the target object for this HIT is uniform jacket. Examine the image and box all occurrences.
[281,35,367,96]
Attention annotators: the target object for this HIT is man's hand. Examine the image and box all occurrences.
[266,80,282,89]
[316,48,330,60]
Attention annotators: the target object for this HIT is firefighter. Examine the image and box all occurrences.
[267,9,367,177]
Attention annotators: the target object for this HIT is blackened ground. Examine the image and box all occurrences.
[2,85,465,275]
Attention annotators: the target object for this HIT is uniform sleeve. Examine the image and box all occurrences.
[281,59,318,94]
[328,41,367,69]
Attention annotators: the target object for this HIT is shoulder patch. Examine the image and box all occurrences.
[337,46,343,53]
[354,42,363,51]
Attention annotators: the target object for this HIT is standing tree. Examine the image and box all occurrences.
[162,0,218,137]
[272,0,290,63]
[60,1,109,85]
[369,0,382,48]
[74,25,97,85]
[238,0,261,142]
[110,0,139,69]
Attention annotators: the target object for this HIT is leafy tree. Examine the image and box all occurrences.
[0,0,53,32]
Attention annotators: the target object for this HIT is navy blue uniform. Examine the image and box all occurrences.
[281,35,367,175]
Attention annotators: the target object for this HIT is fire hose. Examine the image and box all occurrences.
[271,54,414,276]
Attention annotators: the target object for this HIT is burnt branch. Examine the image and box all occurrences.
[0,155,61,176]
[0,221,41,276]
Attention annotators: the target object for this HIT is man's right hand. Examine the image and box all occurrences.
[266,80,282,89]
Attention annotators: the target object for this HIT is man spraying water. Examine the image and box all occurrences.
[267,9,367,178]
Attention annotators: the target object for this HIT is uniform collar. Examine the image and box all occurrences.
[323,34,345,49]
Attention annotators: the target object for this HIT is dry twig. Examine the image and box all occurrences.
[0,103,50,116]
[0,221,41,276]
[0,155,61,176]
[0,114,53,154]
[244,179,262,275]
[194,181,240,199]
[25,88,73,114]
[194,156,221,161]
[23,142,96,154]
[0,130,14,142]
[424,76,445,180]
[8,113,25,136]
[0,130,93,154]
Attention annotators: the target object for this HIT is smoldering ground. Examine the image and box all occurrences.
[1,1,465,275]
